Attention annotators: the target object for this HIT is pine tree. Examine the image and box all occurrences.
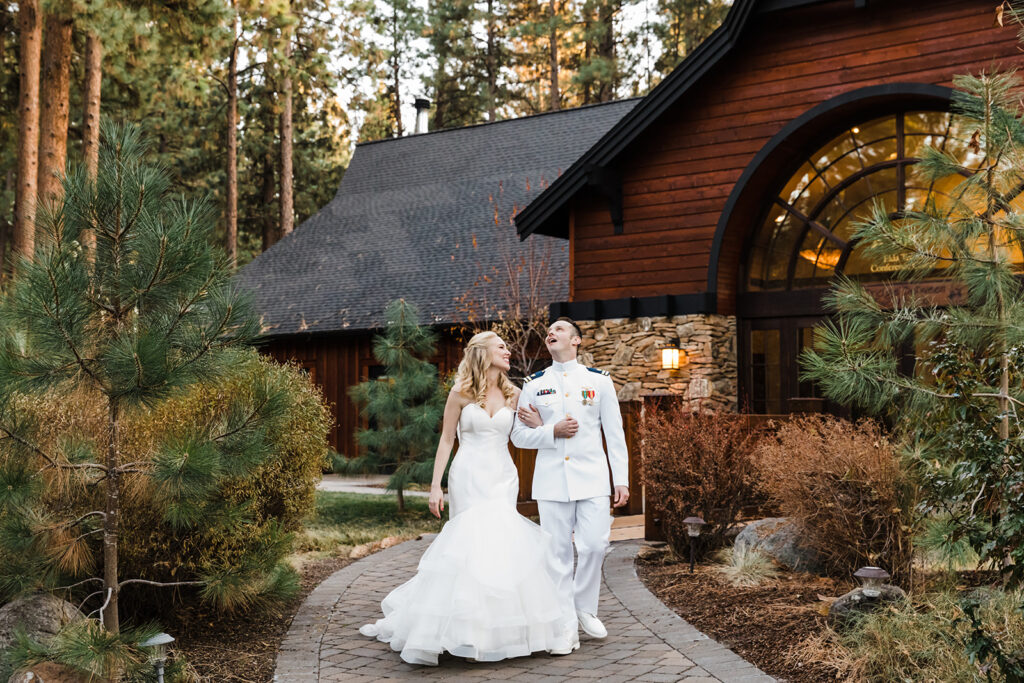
[347,300,444,513]
[801,72,1024,583]
[0,121,291,634]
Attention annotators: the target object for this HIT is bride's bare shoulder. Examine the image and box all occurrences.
[447,385,473,407]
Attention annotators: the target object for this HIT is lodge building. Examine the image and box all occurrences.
[239,0,1024,476]
[515,0,1024,415]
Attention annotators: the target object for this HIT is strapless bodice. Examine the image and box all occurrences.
[449,403,518,518]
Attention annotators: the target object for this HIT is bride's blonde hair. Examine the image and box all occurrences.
[453,331,516,407]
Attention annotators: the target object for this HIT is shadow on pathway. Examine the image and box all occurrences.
[275,538,775,682]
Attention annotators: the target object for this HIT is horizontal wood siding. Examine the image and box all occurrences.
[260,330,463,459]
[571,0,1024,305]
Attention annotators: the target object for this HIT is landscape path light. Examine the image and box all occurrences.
[139,632,175,683]
[682,516,706,573]
[853,566,890,598]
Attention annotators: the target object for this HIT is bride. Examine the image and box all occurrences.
[357,331,574,665]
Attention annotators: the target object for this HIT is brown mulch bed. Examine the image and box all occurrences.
[637,553,853,683]
[161,554,352,682]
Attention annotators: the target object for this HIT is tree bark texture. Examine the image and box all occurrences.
[262,147,276,251]
[102,398,121,633]
[596,0,615,102]
[486,0,496,122]
[15,0,42,258]
[548,0,559,111]
[279,35,294,237]
[38,7,73,208]
[83,33,102,181]
[391,5,403,136]
[225,20,239,264]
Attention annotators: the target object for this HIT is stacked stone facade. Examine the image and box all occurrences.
[576,315,737,412]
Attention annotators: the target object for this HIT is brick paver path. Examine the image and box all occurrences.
[275,537,775,682]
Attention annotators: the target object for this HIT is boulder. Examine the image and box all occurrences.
[0,594,84,651]
[828,584,908,627]
[734,518,823,572]
[9,662,93,683]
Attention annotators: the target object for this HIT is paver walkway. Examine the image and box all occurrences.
[275,537,775,682]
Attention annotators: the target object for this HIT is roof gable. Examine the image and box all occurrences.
[236,99,638,336]
[513,0,825,239]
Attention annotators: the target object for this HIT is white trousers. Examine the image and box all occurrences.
[537,496,611,619]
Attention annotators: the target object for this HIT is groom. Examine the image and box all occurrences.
[511,317,629,653]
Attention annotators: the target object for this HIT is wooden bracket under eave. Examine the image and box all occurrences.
[584,164,624,235]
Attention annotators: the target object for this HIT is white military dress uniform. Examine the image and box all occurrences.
[510,358,629,631]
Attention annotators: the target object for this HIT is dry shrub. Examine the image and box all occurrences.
[755,415,916,583]
[640,400,763,556]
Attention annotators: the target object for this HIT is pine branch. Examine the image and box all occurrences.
[0,427,107,474]
[43,268,106,391]
[118,578,205,589]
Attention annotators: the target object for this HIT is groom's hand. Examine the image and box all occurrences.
[553,416,578,438]
[613,485,630,508]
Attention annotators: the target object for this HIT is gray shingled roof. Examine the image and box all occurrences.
[236,98,638,336]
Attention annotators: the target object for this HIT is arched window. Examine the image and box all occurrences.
[744,111,1023,292]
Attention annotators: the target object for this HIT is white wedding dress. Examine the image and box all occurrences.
[358,403,569,665]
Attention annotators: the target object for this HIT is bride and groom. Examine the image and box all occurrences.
[358,317,630,665]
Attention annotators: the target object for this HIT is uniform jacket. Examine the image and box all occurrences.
[510,358,629,501]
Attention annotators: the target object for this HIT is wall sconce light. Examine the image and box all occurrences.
[661,338,685,370]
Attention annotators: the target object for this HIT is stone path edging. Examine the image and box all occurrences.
[275,536,775,682]
[604,541,775,682]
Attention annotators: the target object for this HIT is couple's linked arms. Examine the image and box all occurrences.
[510,380,630,508]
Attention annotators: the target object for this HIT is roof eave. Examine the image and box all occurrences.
[514,0,759,240]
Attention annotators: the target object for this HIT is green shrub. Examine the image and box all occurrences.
[13,349,331,609]
[755,415,917,583]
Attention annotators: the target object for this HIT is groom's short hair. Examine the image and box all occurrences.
[556,317,583,340]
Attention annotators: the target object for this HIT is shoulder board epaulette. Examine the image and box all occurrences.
[526,370,545,382]
[586,367,610,376]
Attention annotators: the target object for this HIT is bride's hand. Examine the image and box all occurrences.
[428,485,444,519]
[517,404,544,428]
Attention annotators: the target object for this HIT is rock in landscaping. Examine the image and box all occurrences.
[0,594,84,651]
[379,536,403,549]
[8,662,94,683]
[828,584,908,626]
[733,518,823,572]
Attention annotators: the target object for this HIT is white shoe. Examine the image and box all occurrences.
[576,611,607,639]
[358,623,379,637]
[548,632,580,655]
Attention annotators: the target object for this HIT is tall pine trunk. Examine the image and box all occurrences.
[225,19,239,264]
[596,0,615,102]
[261,147,276,251]
[15,0,42,258]
[103,397,120,633]
[391,5,403,136]
[279,29,294,238]
[82,33,102,255]
[486,0,496,122]
[548,0,559,111]
[82,34,102,180]
[38,7,72,208]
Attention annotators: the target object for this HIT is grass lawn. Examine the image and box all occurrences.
[293,491,447,563]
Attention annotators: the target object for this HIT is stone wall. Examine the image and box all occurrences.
[576,315,737,411]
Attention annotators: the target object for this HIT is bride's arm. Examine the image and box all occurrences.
[429,388,466,519]
[513,388,543,428]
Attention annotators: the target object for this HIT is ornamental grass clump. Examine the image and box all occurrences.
[640,400,764,557]
[755,416,917,584]
[0,122,316,636]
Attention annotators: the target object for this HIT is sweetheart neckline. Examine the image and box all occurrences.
[466,403,512,420]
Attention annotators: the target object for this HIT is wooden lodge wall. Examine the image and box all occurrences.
[569,0,1024,311]
[260,330,464,458]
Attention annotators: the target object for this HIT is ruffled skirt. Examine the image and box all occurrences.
[358,500,570,665]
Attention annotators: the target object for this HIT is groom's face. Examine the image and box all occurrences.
[545,321,581,356]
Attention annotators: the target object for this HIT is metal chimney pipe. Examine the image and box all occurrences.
[414,98,430,134]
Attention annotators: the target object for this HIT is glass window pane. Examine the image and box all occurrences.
[751,329,782,414]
